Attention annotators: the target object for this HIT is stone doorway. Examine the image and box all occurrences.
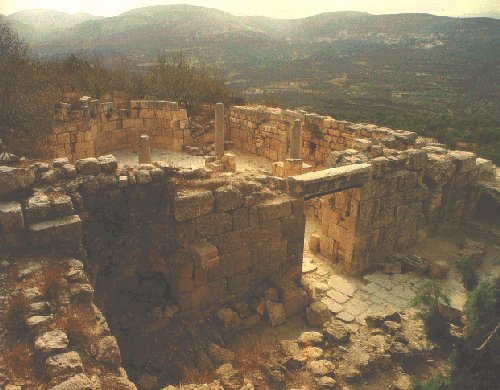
[305,187,361,271]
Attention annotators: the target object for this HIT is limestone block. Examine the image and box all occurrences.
[46,351,84,380]
[25,194,51,223]
[69,283,94,304]
[52,195,74,217]
[96,336,121,369]
[174,190,214,221]
[257,197,292,221]
[232,207,249,230]
[0,201,24,234]
[48,374,92,390]
[448,151,476,173]
[29,215,82,248]
[75,158,100,175]
[282,285,310,317]
[306,302,331,326]
[266,301,287,326]
[186,241,219,270]
[405,149,428,171]
[308,234,321,252]
[35,330,68,356]
[0,166,35,198]
[195,212,232,238]
[97,154,118,173]
[214,185,243,212]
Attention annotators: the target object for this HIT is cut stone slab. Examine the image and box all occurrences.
[336,311,355,323]
[343,299,370,317]
[323,320,351,344]
[26,315,53,333]
[321,297,343,314]
[96,336,121,369]
[307,360,335,376]
[326,289,349,304]
[287,163,371,198]
[327,275,359,297]
[35,330,68,356]
[307,301,331,326]
[48,374,92,390]
[46,351,84,380]
[266,301,287,326]
[298,331,324,346]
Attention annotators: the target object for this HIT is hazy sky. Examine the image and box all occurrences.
[1,0,498,18]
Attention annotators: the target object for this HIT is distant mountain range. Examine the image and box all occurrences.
[3,5,499,54]
[2,5,499,138]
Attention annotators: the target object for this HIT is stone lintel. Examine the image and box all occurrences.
[287,163,372,198]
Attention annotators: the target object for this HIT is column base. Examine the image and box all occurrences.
[205,153,236,172]
[272,159,313,178]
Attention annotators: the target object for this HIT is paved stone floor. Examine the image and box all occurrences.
[301,215,479,326]
[113,147,275,172]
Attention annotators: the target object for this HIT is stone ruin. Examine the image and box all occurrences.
[0,99,498,389]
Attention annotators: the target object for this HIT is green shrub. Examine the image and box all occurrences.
[455,257,478,291]
[412,280,451,343]
[465,282,497,338]
[411,376,450,390]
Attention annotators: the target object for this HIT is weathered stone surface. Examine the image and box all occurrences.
[429,260,450,279]
[0,166,35,198]
[317,376,337,389]
[365,308,401,328]
[48,374,92,390]
[96,336,121,369]
[26,315,53,333]
[282,285,310,317]
[460,239,485,265]
[298,331,324,346]
[69,283,94,304]
[216,308,242,331]
[0,201,24,232]
[35,330,68,356]
[287,164,371,197]
[97,155,118,173]
[308,233,321,252]
[214,186,243,212]
[29,215,82,248]
[75,158,100,175]
[207,343,235,365]
[175,190,214,221]
[46,351,84,380]
[323,321,351,344]
[307,302,331,326]
[307,360,335,376]
[101,375,138,390]
[214,364,244,390]
[266,301,287,326]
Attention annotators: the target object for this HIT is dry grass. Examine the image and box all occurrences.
[232,337,271,375]
[4,292,30,339]
[4,342,35,379]
[40,265,65,303]
[55,308,92,347]
[182,368,215,385]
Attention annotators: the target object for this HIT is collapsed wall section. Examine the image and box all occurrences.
[287,148,497,274]
[229,105,418,166]
[0,157,305,315]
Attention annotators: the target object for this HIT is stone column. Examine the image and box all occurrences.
[289,119,302,159]
[215,103,225,161]
[138,135,152,164]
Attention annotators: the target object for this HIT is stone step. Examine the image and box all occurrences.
[29,215,82,248]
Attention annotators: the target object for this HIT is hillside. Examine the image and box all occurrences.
[3,5,499,161]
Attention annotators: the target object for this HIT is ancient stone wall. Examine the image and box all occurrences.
[47,100,190,161]
[228,105,418,166]
[288,148,497,273]
[0,157,304,315]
